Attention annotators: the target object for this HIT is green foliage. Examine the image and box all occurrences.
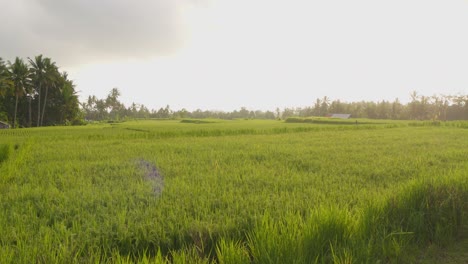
[0,120,467,263]
[246,208,354,263]
[361,177,467,247]
[216,239,250,264]
[355,174,467,262]
[285,116,377,125]
[0,55,81,128]
[83,91,468,122]
[0,144,11,164]
[180,119,221,124]
[0,112,8,122]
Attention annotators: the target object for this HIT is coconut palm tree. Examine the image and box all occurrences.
[29,55,58,126]
[40,58,59,126]
[0,57,12,97]
[320,96,330,116]
[8,57,31,128]
[29,55,46,126]
[25,83,34,127]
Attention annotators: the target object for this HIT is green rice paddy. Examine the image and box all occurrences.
[0,119,467,263]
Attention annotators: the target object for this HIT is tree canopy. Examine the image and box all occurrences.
[0,55,81,127]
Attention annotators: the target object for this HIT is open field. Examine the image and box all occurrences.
[0,119,467,263]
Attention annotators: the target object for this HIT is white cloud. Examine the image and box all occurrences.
[0,0,197,65]
[2,0,467,110]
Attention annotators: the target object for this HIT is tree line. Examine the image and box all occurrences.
[280,93,467,120]
[81,88,277,121]
[2,55,466,127]
[0,55,81,127]
[83,89,467,121]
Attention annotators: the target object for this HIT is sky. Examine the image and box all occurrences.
[1,0,467,111]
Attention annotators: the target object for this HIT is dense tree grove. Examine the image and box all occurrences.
[83,89,467,122]
[0,55,81,127]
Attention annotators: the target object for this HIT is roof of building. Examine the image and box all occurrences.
[329,114,351,119]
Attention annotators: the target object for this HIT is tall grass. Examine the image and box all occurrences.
[217,172,467,263]
[356,172,467,262]
[0,143,10,164]
[0,119,466,263]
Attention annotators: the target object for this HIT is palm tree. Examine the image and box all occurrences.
[0,57,12,97]
[25,83,34,127]
[40,58,59,126]
[29,55,58,126]
[8,57,30,128]
[313,98,321,116]
[29,55,46,127]
[320,96,330,116]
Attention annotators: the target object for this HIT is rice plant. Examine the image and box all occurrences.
[0,119,466,263]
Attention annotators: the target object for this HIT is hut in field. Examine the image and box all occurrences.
[327,114,351,119]
[0,121,10,129]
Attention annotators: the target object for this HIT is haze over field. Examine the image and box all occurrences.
[1,0,467,111]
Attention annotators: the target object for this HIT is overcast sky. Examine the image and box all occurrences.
[1,0,467,111]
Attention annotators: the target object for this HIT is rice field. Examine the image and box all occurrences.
[0,119,467,263]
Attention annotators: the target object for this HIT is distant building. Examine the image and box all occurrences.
[327,114,351,119]
[0,121,10,129]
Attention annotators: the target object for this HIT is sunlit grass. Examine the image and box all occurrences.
[0,119,467,263]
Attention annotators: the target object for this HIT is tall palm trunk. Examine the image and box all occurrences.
[40,85,49,126]
[37,84,41,127]
[14,94,19,129]
[28,96,32,127]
